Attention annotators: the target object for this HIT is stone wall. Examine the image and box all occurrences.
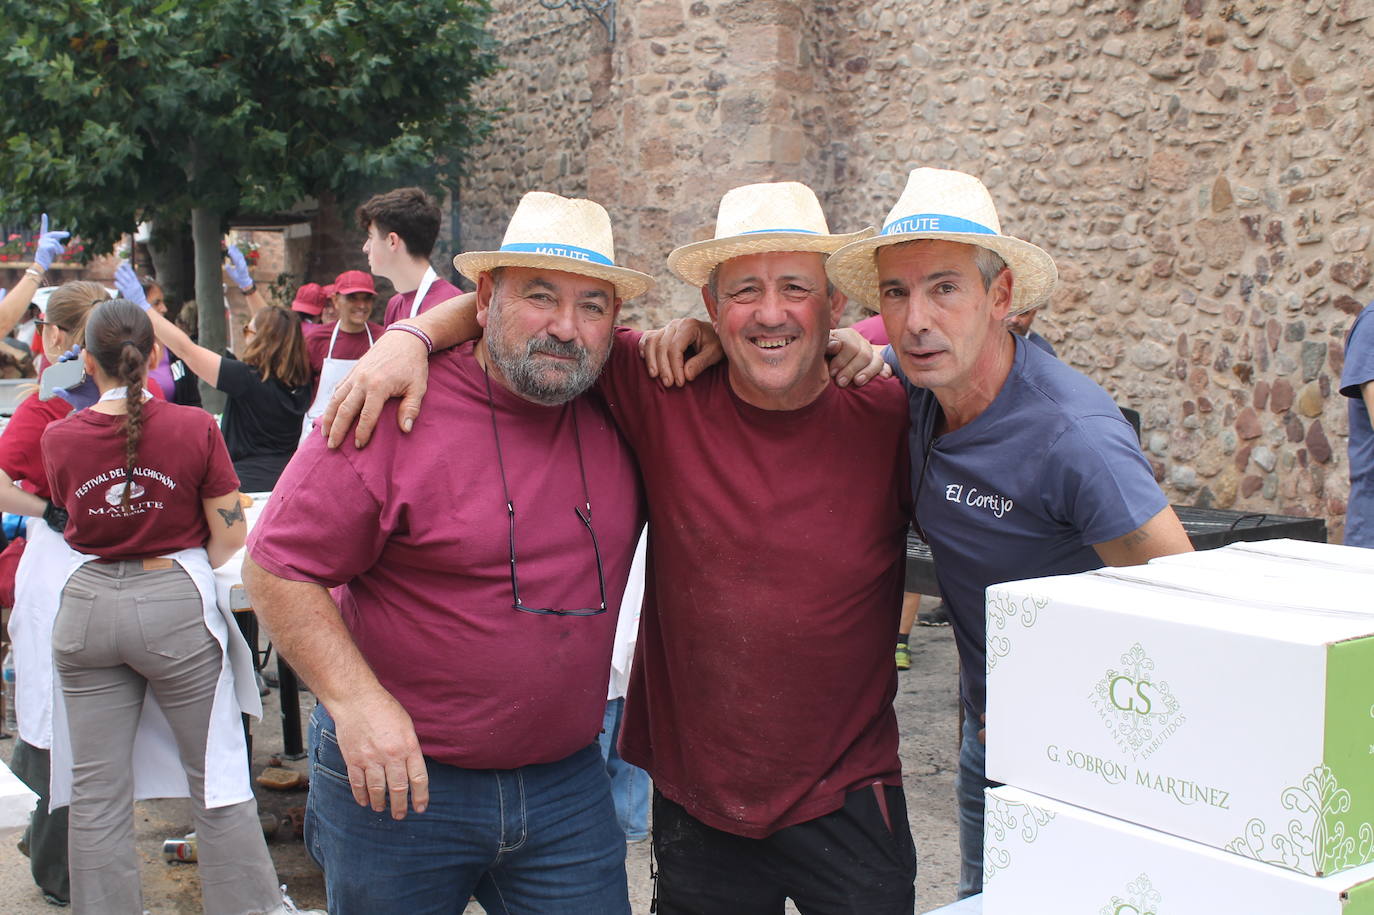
[461,0,1374,540]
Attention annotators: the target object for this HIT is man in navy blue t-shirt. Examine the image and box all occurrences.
[1341,302,1374,547]
[829,167,1192,899]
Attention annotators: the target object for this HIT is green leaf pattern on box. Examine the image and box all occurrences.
[1225,765,1374,875]
[982,793,1056,883]
[986,591,1049,671]
[1098,874,1162,915]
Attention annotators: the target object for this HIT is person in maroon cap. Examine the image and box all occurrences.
[291,282,327,324]
[301,271,384,441]
[319,284,338,324]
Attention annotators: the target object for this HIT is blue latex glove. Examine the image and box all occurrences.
[114,262,150,310]
[224,243,254,291]
[32,214,70,272]
[52,345,99,410]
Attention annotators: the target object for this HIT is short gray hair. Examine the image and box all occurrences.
[972,246,1008,291]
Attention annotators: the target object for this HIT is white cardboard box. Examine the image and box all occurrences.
[984,542,1374,878]
[925,896,982,914]
[982,786,1374,914]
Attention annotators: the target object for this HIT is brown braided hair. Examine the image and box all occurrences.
[85,300,155,509]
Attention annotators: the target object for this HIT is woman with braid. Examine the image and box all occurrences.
[40,300,316,915]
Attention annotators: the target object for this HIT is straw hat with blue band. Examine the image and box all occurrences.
[666,181,875,288]
[453,191,655,300]
[826,167,1058,316]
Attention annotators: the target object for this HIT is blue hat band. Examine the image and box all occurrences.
[738,228,823,236]
[499,242,614,267]
[881,213,996,237]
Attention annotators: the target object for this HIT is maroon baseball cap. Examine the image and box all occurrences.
[290,282,326,317]
[334,270,376,296]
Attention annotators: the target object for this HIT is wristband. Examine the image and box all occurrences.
[241,282,256,295]
[388,323,434,354]
[24,267,44,284]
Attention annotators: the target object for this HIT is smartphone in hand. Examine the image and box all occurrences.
[39,358,85,401]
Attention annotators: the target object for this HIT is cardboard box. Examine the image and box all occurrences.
[925,896,982,915]
[982,786,1374,914]
[984,543,1374,877]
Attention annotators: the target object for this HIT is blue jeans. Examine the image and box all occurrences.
[597,698,650,841]
[305,705,630,915]
[956,713,997,899]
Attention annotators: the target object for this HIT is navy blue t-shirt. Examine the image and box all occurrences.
[887,335,1166,718]
[1340,303,1374,547]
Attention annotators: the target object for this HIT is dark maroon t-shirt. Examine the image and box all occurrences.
[42,399,240,560]
[303,321,386,378]
[383,277,461,326]
[600,329,913,838]
[851,314,890,345]
[248,343,645,769]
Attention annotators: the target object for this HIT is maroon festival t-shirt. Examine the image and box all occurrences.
[383,277,461,326]
[599,329,913,838]
[248,343,645,770]
[42,399,240,560]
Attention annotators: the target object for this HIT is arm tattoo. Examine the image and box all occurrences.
[216,501,246,528]
[1120,527,1151,549]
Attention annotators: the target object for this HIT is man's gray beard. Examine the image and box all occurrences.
[486,302,608,405]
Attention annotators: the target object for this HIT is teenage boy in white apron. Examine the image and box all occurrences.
[356,188,462,326]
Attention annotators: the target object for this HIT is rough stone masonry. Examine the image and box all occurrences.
[460,0,1374,541]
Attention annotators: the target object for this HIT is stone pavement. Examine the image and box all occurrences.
[0,621,963,913]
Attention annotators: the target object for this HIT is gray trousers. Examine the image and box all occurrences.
[54,560,279,915]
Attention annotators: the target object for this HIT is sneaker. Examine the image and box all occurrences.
[917,601,951,627]
[894,642,911,671]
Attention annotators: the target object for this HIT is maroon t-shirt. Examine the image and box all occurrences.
[0,393,72,500]
[602,329,913,838]
[42,399,240,560]
[383,277,461,326]
[248,343,645,769]
[851,314,890,345]
[303,321,386,377]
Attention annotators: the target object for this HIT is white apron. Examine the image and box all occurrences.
[42,543,261,811]
[407,266,438,320]
[300,321,374,444]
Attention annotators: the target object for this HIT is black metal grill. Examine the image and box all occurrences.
[903,505,1328,596]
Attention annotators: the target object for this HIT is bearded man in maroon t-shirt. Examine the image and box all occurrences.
[244,192,652,915]
[327,182,919,914]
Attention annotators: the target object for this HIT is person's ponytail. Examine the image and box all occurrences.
[84,300,156,509]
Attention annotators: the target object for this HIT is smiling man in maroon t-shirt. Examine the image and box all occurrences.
[244,192,652,915]
[329,182,918,914]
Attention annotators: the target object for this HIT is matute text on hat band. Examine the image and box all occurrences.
[881,214,997,237]
[499,242,613,266]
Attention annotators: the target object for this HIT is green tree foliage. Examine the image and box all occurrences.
[0,0,498,406]
[0,0,499,251]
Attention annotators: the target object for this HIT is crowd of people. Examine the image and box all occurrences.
[0,161,1361,915]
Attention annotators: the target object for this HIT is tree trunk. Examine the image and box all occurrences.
[147,218,195,319]
[191,206,227,414]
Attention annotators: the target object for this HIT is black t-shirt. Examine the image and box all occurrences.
[215,356,312,492]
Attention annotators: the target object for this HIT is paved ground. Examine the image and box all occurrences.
[0,615,964,913]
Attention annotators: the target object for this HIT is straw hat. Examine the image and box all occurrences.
[666,182,874,287]
[453,191,654,300]
[826,168,1057,315]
